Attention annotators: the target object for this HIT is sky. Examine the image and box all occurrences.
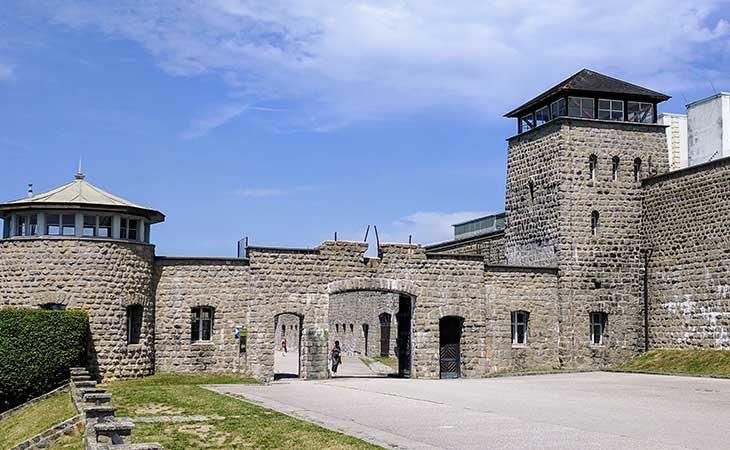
[1,1,729,256]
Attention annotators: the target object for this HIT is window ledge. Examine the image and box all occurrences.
[191,341,215,347]
[511,344,529,349]
[127,343,145,350]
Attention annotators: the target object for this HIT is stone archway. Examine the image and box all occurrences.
[327,278,421,378]
[273,312,303,379]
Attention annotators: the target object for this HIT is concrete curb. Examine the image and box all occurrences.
[604,369,730,380]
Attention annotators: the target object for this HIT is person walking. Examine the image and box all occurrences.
[331,340,342,375]
[281,337,287,356]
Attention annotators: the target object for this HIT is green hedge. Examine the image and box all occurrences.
[0,308,88,412]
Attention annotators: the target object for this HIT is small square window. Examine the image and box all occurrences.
[520,113,535,132]
[598,99,624,121]
[550,98,566,119]
[46,214,61,236]
[568,97,595,119]
[83,215,97,237]
[98,216,112,238]
[535,106,550,126]
[627,101,654,123]
[62,214,75,236]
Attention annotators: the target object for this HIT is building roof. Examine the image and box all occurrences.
[505,69,670,118]
[0,172,165,223]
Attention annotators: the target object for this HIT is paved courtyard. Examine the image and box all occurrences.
[209,372,730,450]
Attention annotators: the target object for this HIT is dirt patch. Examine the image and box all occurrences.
[134,403,185,416]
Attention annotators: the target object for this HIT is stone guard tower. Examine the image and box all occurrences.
[503,70,670,367]
[0,169,164,378]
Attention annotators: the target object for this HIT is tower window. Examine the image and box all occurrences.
[16,214,38,237]
[550,98,566,119]
[633,158,642,181]
[511,311,529,346]
[191,306,214,342]
[520,113,535,132]
[120,218,139,241]
[590,312,608,345]
[598,99,624,121]
[591,211,600,236]
[61,214,75,236]
[127,304,143,345]
[46,214,61,235]
[83,215,97,237]
[628,102,654,123]
[612,156,620,181]
[98,216,112,238]
[568,97,595,119]
[588,155,598,180]
[535,106,550,126]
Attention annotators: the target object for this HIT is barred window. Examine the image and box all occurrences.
[612,156,620,181]
[589,154,598,180]
[591,211,600,236]
[590,312,608,345]
[191,306,214,342]
[511,311,529,345]
[633,158,642,181]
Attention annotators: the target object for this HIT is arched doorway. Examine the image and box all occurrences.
[396,295,413,377]
[274,313,303,380]
[439,316,463,379]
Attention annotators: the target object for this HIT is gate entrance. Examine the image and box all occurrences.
[439,316,463,379]
[274,313,302,380]
[396,295,413,378]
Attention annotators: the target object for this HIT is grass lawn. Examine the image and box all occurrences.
[371,356,398,370]
[616,349,730,377]
[50,432,84,450]
[103,373,382,450]
[0,391,77,450]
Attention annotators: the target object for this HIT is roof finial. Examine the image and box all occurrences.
[75,157,84,180]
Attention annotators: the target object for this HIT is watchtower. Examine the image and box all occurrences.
[502,69,670,367]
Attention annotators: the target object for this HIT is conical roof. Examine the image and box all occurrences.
[0,173,164,223]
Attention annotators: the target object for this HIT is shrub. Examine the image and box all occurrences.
[0,308,88,412]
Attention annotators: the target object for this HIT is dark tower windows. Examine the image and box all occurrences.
[528,180,535,204]
[598,99,624,121]
[612,156,620,181]
[591,211,600,235]
[589,154,598,180]
[127,304,143,344]
[568,97,595,119]
[590,312,608,345]
[633,158,642,181]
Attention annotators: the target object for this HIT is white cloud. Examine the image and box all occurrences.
[381,210,489,245]
[42,1,730,130]
[181,104,248,139]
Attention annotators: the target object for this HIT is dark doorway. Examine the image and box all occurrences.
[362,323,369,356]
[379,313,391,357]
[396,295,413,377]
[274,313,303,380]
[439,316,463,379]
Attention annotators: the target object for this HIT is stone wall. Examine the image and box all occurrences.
[484,267,559,373]
[642,157,730,349]
[153,257,251,374]
[505,118,670,369]
[424,231,506,264]
[328,291,399,356]
[554,119,669,368]
[0,238,156,379]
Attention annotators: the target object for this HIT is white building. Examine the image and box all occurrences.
[687,92,730,167]
[658,113,688,171]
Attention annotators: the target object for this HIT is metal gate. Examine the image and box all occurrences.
[379,313,391,357]
[439,316,463,379]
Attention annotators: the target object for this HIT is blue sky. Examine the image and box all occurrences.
[1,1,729,256]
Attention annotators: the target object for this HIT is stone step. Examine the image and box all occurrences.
[84,405,117,420]
[95,418,134,445]
[84,392,112,405]
[70,367,89,375]
[71,374,92,381]
[103,444,164,450]
[77,387,106,397]
[73,380,97,388]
